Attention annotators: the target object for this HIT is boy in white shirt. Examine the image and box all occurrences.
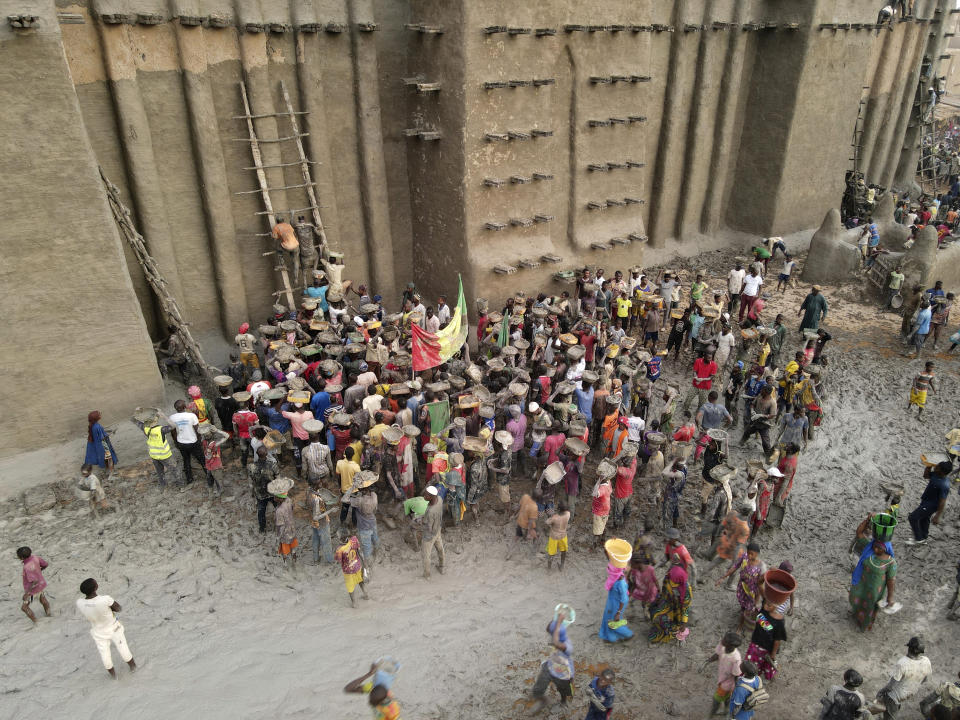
[76,578,137,678]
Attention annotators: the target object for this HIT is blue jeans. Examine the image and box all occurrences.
[358,527,379,559]
[312,523,334,563]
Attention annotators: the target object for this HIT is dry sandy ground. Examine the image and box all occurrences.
[2,249,960,720]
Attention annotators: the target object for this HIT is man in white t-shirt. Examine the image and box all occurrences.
[168,400,206,486]
[737,268,763,324]
[876,636,931,719]
[727,262,746,316]
[76,578,136,678]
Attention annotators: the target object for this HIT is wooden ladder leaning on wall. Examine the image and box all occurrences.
[235,80,329,312]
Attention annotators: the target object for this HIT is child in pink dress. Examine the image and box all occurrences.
[18,546,51,623]
[627,556,659,617]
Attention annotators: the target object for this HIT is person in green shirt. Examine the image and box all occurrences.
[882,265,905,312]
[690,274,708,303]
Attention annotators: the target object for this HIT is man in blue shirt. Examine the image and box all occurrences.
[303,276,329,313]
[907,460,952,545]
[910,300,933,357]
[310,390,331,421]
[529,615,574,712]
[730,660,762,719]
[266,400,291,434]
[575,382,595,422]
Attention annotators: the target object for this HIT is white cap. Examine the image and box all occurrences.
[528,402,540,413]
[766,466,784,477]
[425,486,439,496]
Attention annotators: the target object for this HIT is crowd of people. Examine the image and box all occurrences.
[16,236,959,719]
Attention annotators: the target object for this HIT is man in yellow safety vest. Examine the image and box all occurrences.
[131,408,181,491]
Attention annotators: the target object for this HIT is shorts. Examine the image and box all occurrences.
[279,537,299,556]
[592,513,609,535]
[778,273,790,282]
[645,331,659,343]
[498,483,511,503]
[22,591,46,604]
[343,569,363,593]
[240,351,260,368]
[546,536,568,555]
[909,389,927,408]
[516,525,526,538]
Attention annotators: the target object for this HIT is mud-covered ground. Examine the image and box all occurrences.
[2,247,959,720]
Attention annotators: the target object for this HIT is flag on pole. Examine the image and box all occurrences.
[411,275,469,371]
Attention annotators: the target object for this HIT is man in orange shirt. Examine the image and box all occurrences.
[271,215,300,280]
[698,503,752,586]
[512,491,541,553]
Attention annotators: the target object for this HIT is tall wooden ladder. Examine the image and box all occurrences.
[235,80,329,310]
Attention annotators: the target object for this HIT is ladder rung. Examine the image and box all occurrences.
[234,182,319,195]
[231,111,310,120]
[242,160,317,170]
[232,133,310,142]
[254,205,322,215]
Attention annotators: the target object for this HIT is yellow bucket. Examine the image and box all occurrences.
[604,538,633,568]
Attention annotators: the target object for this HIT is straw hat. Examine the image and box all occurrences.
[266,476,295,497]
[494,430,514,447]
[303,419,324,434]
[214,375,233,388]
[402,424,421,438]
[382,426,403,445]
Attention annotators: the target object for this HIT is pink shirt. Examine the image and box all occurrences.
[715,644,742,692]
[22,555,48,594]
[282,410,315,440]
[506,416,527,452]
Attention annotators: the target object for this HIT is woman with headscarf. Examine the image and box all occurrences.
[849,539,897,631]
[84,411,117,476]
[648,554,692,643]
[599,546,633,643]
[718,541,767,633]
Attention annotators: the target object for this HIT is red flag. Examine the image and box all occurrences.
[411,323,442,371]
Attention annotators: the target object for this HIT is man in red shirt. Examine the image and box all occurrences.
[612,452,638,529]
[231,391,259,466]
[591,476,612,547]
[660,528,697,581]
[684,350,718,413]
[576,325,597,366]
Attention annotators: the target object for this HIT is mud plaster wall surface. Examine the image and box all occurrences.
[1,0,946,460]
[0,4,163,458]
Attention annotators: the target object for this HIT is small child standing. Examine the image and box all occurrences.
[18,546,51,623]
[78,464,109,517]
[627,556,659,618]
[703,631,743,716]
[198,424,230,496]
